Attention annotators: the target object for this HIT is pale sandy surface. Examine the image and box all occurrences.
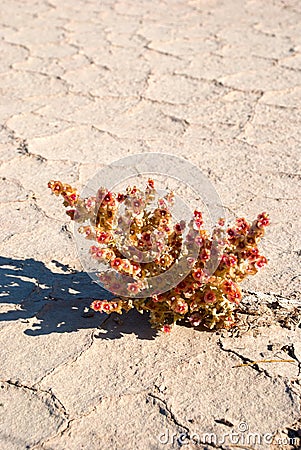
[0,0,301,449]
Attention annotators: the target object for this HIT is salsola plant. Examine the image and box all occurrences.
[48,179,269,333]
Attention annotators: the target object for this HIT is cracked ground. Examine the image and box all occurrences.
[0,0,301,449]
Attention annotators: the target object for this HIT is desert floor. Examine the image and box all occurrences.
[0,0,300,449]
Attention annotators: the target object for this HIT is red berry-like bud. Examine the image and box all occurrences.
[192,268,204,281]
[91,300,103,311]
[148,178,155,189]
[117,193,125,202]
[204,289,216,303]
[257,212,270,228]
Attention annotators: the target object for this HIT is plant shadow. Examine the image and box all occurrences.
[0,256,156,339]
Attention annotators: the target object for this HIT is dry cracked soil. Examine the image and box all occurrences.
[0,0,300,449]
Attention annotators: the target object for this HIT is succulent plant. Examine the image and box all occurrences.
[48,179,269,333]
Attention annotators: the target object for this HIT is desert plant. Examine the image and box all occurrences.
[48,179,269,333]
